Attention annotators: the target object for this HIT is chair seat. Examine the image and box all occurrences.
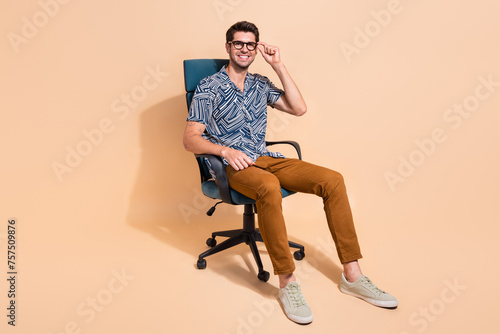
[201,180,296,205]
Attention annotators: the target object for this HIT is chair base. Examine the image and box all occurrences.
[196,204,305,282]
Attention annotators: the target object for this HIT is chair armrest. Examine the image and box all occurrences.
[194,154,233,204]
[265,141,302,160]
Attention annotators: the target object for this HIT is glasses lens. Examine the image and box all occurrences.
[232,41,243,49]
[246,42,256,51]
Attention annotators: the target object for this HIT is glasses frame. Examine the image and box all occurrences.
[228,40,258,51]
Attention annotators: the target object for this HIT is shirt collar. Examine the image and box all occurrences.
[219,65,255,91]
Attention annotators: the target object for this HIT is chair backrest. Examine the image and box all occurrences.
[183,59,229,109]
[183,59,229,183]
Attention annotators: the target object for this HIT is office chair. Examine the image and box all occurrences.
[183,59,305,282]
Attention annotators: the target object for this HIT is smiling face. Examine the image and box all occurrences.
[225,31,257,70]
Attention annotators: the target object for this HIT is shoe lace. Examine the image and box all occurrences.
[287,284,307,307]
[361,277,386,296]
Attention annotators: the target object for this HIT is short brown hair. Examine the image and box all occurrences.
[226,21,259,43]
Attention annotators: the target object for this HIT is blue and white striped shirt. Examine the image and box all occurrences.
[187,65,285,172]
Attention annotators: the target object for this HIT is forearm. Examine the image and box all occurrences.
[272,62,307,115]
[183,121,253,170]
[183,133,254,170]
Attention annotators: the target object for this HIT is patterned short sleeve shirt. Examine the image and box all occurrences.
[187,65,286,171]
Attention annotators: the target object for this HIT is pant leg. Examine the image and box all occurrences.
[225,158,295,275]
[265,157,363,264]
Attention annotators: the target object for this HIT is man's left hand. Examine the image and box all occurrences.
[257,42,281,65]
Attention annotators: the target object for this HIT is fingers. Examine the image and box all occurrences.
[257,43,267,58]
[257,42,277,55]
[233,156,254,170]
[231,160,249,171]
[225,150,254,171]
[231,158,247,171]
[243,155,255,167]
[257,44,265,56]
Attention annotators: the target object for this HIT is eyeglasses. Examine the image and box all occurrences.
[228,41,258,51]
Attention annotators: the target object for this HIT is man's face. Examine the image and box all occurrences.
[226,31,257,70]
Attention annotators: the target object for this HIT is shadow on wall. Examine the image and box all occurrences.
[125,93,343,292]
[125,94,232,250]
[124,94,279,295]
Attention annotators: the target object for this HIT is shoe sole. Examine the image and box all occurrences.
[340,287,398,308]
[284,311,313,325]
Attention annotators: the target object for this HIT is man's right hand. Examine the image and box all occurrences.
[221,148,255,171]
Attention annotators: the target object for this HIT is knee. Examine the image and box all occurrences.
[323,170,346,195]
[331,170,344,185]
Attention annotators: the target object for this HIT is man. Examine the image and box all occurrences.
[183,21,397,325]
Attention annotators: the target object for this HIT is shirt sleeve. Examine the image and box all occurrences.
[266,77,284,106]
[187,79,213,125]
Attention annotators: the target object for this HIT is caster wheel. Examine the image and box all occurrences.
[257,271,270,282]
[206,237,217,247]
[293,250,305,261]
[197,259,207,269]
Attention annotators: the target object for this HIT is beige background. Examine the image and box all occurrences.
[1,0,499,333]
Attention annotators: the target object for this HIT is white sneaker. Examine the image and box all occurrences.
[340,273,398,308]
[278,282,313,324]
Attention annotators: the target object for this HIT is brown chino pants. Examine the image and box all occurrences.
[226,156,363,275]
